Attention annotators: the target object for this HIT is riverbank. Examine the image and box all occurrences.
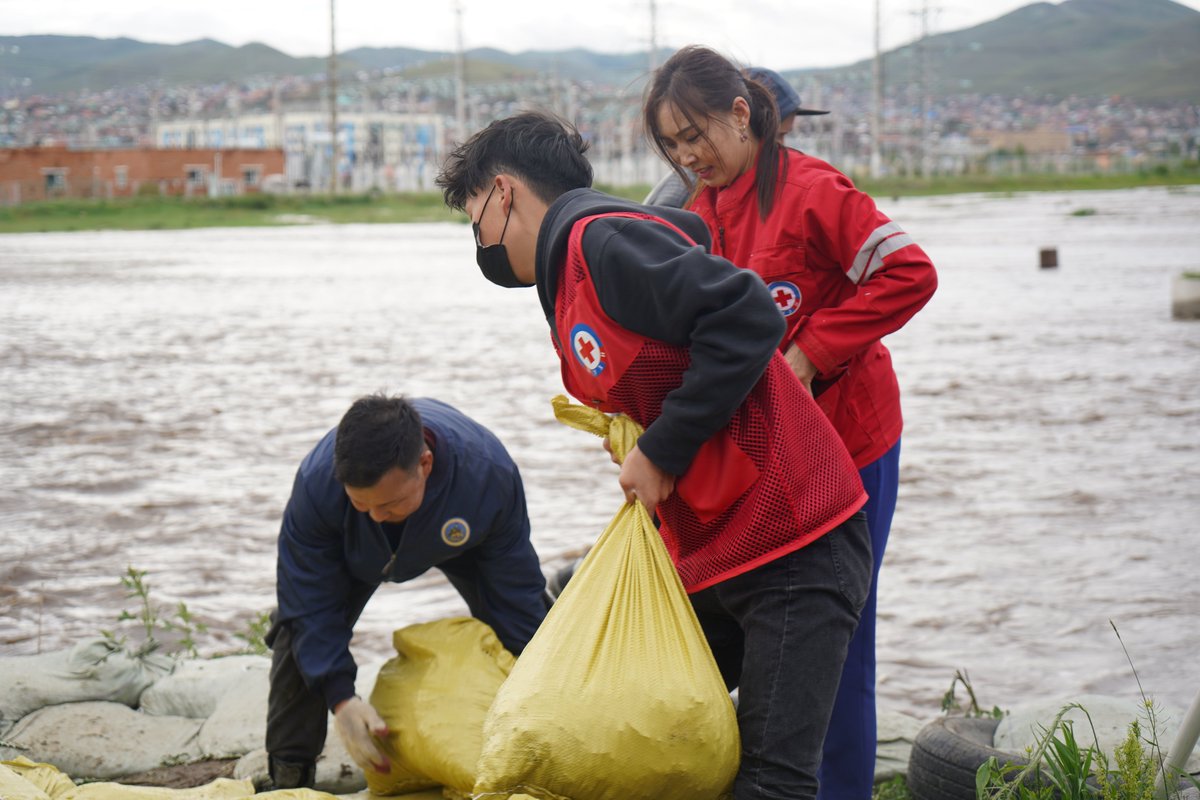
[0,636,924,797]
[2,168,1199,234]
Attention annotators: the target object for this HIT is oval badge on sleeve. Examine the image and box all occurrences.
[441,518,470,547]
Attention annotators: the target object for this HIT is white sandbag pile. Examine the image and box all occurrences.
[876,710,926,781]
[4,702,203,778]
[140,656,267,719]
[0,638,385,795]
[0,638,172,730]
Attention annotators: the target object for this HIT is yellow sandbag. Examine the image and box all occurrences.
[471,398,740,800]
[365,618,516,797]
[2,757,76,799]
[2,756,262,800]
[0,757,353,800]
[64,779,256,799]
[0,760,55,800]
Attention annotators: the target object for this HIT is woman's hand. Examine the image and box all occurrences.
[783,343,817,395]
[618,445,676,509]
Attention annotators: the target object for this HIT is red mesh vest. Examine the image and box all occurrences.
[553,212,866,592]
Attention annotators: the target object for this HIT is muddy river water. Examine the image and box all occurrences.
[1,185,1197,721]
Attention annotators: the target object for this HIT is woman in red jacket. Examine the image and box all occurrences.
[644,46,938,800]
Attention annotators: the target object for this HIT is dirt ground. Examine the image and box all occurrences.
[117,759,239,788]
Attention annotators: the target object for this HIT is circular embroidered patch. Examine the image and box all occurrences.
[441,517,470,546]
[767,280,802,317]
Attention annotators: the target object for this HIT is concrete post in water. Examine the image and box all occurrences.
[1039,247,1058,269]
[1171,272,1200,320]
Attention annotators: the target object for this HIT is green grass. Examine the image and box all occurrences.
[0,192,457,234]
[872,776,912,799]
[2,168,1197,235]
[855,163,1200,198]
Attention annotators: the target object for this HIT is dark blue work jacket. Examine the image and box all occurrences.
[275,398,547,709]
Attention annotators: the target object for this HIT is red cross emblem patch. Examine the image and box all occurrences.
[570,323,607,377]
[767,281,802,317]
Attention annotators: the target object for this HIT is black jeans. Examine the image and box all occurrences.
[690,511,872,800]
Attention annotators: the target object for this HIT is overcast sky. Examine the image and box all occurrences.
[4,0,1199,72]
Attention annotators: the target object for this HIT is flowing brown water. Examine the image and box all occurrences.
[1,186,1197,722]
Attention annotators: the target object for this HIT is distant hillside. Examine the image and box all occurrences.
[0,36,329,94]
[337,45,446,73]
[3,0,1198,102]
[803,0,1200,102]
[0,34,654,96]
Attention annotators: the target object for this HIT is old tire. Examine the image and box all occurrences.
[907,716,1026,800]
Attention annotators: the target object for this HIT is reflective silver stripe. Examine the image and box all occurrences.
[848,222,901,283]
[878,232,915,258]
[860,233,916,282]
[849,222,912,284]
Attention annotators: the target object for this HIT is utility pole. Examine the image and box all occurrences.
[871,0,884,178]
[455,0,467,140]
[648,0,659,74]
[913,0,937,177]
[329,0,339,194]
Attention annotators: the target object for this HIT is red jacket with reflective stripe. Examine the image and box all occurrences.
[690,150,938,467]
[555,212,866,592]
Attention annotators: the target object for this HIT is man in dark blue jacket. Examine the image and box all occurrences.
[265,393,548,790]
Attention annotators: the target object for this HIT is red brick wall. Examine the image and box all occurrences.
[0,147,285,205]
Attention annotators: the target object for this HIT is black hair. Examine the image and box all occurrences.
[437,110,593,211]
[333,394,426,488]
[643,45,784,219]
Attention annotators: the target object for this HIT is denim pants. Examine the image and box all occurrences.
[691,511,872,800]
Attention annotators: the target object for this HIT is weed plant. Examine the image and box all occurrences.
[944,668,1006,719]
[100,565,268,660]
[233,610,272,656]
[975,622,1198,800]
[873,775,913,800]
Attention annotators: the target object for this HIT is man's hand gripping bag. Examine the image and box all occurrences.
[366,617,516,798]
[471,396,739,800]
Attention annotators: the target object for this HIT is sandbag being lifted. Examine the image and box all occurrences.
[365,618,516,798]
[471,397,739,800]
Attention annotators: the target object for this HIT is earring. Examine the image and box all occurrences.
[739,127,747,142]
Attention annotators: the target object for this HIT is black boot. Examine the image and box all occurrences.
[261,755,316,791]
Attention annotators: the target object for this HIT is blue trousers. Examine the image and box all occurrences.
[817,438,901,799]
[692,511,873,799]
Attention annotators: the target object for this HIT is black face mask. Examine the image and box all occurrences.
[472,185,528,288]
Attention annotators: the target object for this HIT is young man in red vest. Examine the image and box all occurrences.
[437,111,871,800]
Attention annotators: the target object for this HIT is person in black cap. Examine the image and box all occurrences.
[643,65,828,207]
[644,45,937,800]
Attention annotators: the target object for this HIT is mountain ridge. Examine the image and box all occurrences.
[2,0,1197,102]
[802,0,1200,101]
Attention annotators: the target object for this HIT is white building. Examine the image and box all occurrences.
[153,110,447,192]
